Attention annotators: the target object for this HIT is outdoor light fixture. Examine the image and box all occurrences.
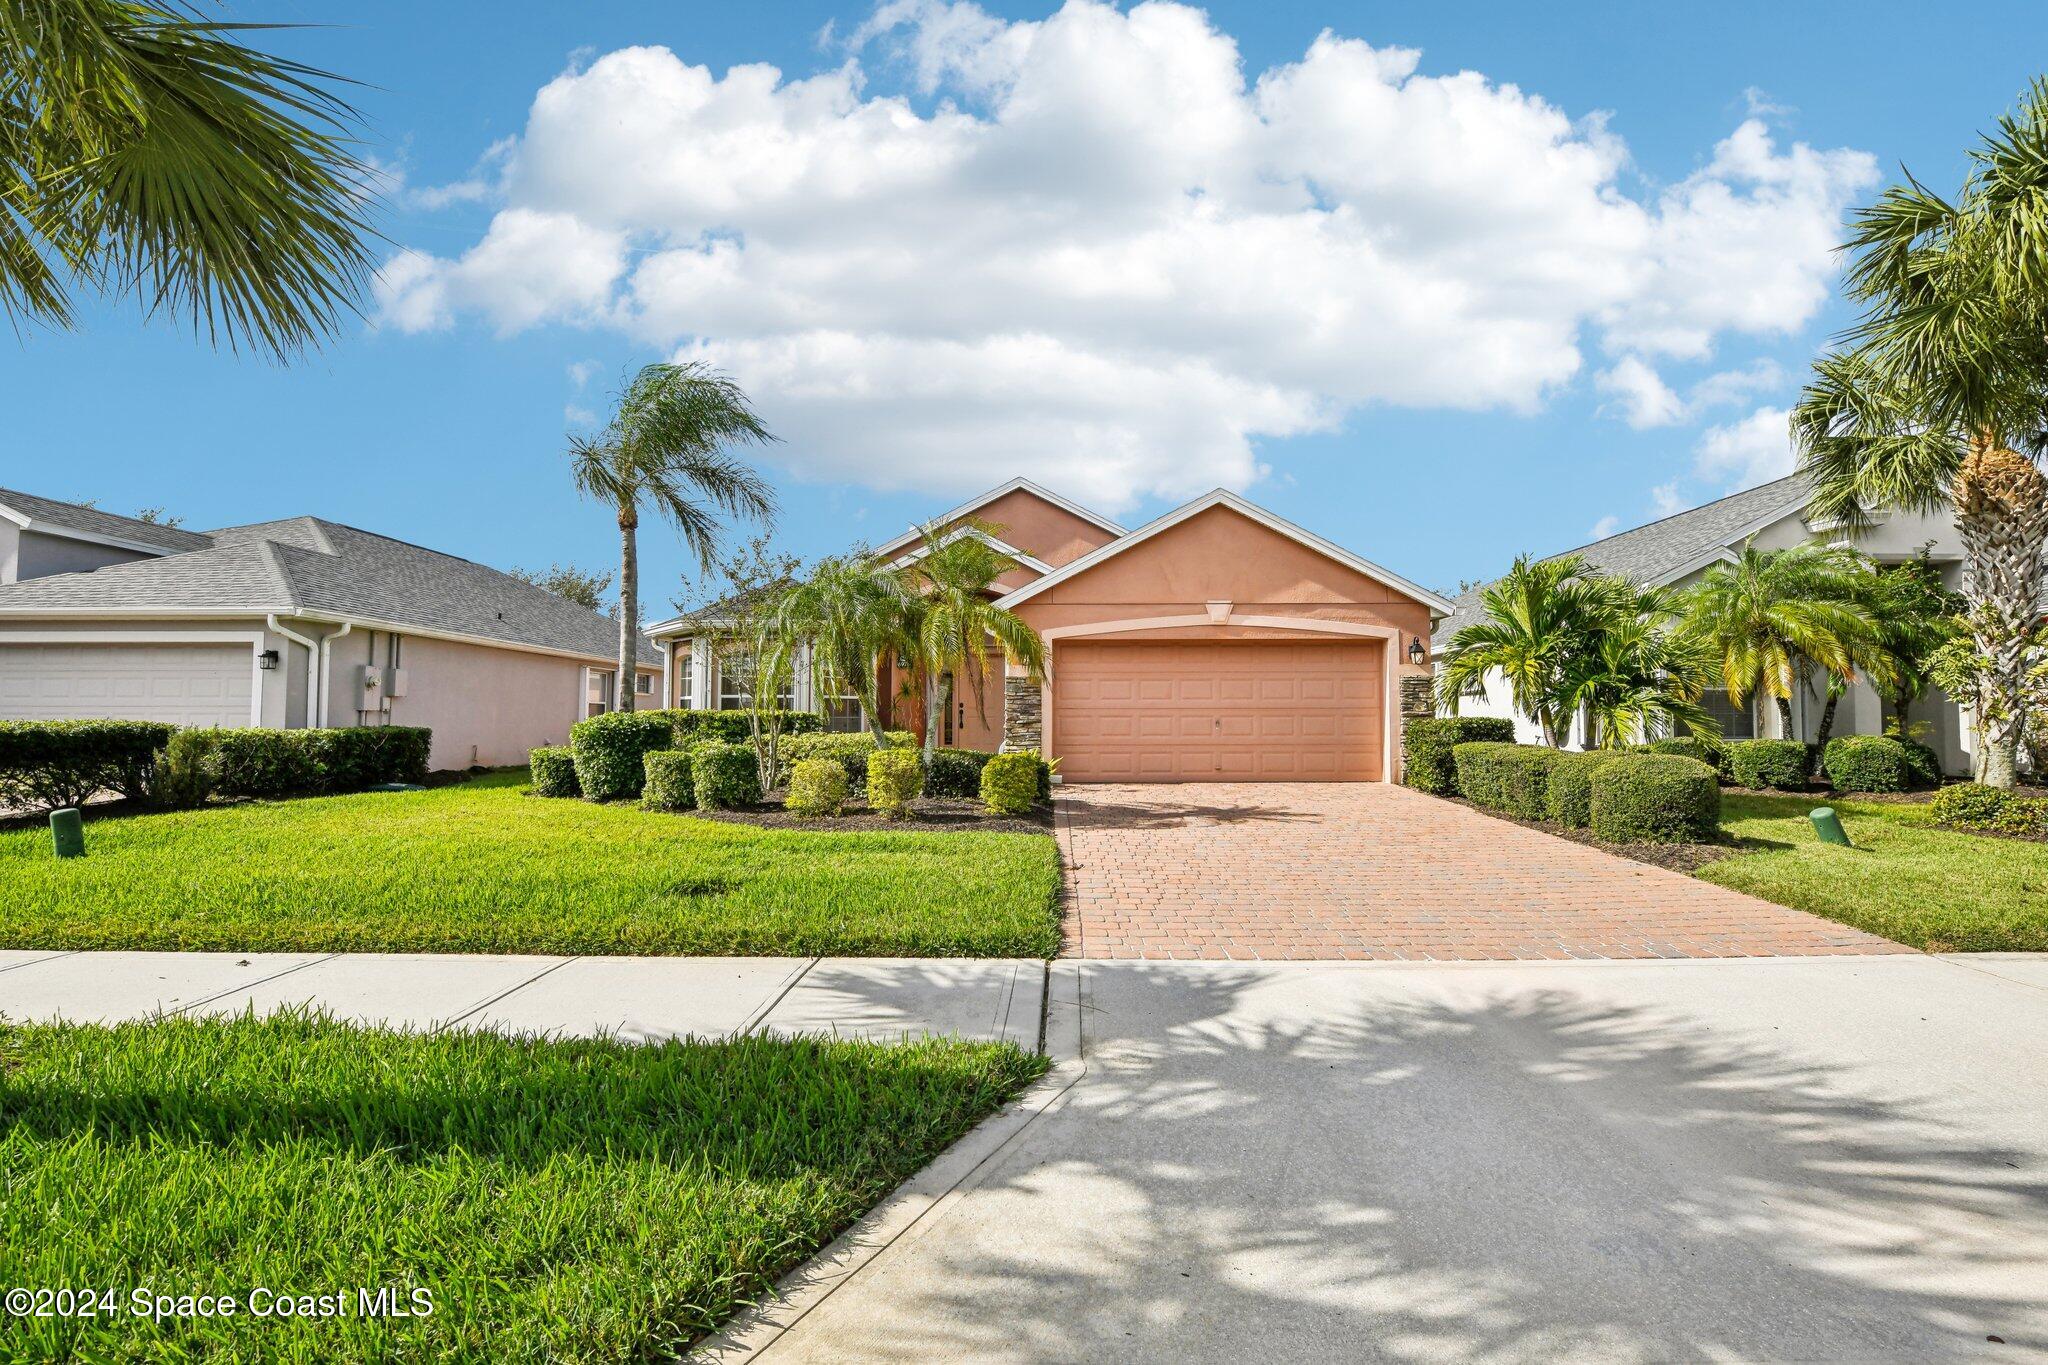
[1407,636,1426,666]
[257,649,281,671]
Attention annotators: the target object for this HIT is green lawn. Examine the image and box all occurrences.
[1698,793,2048,952]
[0,1012,1045,1363]
[0,771,1061,958]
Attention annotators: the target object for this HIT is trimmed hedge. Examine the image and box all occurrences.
[568,712,675,802]
[1546,750,1624,828]
[1726,739,1809,790]
[779,730,917,790]
[1900,739,1942,789]
[1452,742,1555,820]
[673,708,823,745]
[1404,717,1517,795]
[786,758,849,817]
[1822,735,1914,793]
[866,748,923,818]
[152,730,218,811]
[528,746,580,798]
[0,719,177,811]
[1929,783,2048,838]
[206,726,432,800]
[980,752,1041,815]
[1591,754,1720,844]
[1640,735,1728,778]
[690,742,760,811]
[642,750,697,812]
[927,748,995,798]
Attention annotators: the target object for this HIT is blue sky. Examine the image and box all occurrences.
[7,0,2046,609]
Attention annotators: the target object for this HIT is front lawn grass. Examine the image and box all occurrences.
[0,1012,1046,1363]
[1698,792,2048,952]
[0,771,1061,958]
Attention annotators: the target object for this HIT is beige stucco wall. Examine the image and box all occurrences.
[0,527,160,584]
[955,488,1122,571]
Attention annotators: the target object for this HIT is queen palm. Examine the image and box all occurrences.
[3,0,376,356]
[1677,544,1886,742]
[897,522,1046,760]
[767,553,907,742]
[1791,80,2048,786]
[1561,580,1717,749]
[1436,553,1610,746]
[570,363,777,711]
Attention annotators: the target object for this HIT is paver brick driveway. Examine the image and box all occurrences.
[1054,782,1906,961]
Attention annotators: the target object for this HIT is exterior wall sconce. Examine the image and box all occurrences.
[257,649,281,671]
[1407,636,1426,666]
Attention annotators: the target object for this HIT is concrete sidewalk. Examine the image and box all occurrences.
[0,950,1044,1045]
[707,953,2048,1362]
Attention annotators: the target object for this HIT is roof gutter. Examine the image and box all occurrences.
[265,614,324,728]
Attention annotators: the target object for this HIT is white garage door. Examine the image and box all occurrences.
[0,643,254,727]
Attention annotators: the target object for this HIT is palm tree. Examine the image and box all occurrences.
[1677,544,1886,743]
[3,1,376,357]
[1436,553,1609,747]
[1562,580,1717,749]
[570,363,777,710]
[767,553,907,742]
[897,522,1046,760]
[1791,80,2048,786]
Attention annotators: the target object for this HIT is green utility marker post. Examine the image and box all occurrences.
[50,807,85,859]
[1809,806,1851,848]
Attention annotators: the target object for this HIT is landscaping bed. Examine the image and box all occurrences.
[0,1011,1045,1363]
[0,770,1062,958]
[690,794,1052,835]
[1447,796,1742,874]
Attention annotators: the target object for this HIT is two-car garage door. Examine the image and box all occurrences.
[1054,640,1385,782]
[0,643,253,727]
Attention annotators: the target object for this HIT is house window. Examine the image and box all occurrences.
[675,651,695,709]
[1701,689,1755,740]
[717,651,797,711]
[823,696,863,733]
[636,673,652,695]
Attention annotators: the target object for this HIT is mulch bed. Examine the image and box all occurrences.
[1447,797,1742,873]
[681,795,1052,835]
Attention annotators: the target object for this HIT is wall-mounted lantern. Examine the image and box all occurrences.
[257,649,281,671]
[1407,636,1426,666]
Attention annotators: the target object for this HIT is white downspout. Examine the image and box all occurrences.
[267,614,320,730]
[316,620,354,729]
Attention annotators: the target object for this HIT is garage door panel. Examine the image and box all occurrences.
[1056,640,1384,783]
[0,643,252,728]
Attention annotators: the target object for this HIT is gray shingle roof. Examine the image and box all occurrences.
[0,499,656,665]
[1432,474,1811,649]
[0,487,214,554]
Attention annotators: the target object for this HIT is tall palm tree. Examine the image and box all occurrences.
[3,0,376,357]
[767,553,907,742]
[1792,80,2048,786]
[1562,580,1717,749]
[1436,553,1610,747]
[1677,544,1886,742]
[570,362,777,710]
[897,522,1046,760]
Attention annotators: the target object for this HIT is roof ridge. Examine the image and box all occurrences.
[252,539,304,611]
[1545,472,1808,564]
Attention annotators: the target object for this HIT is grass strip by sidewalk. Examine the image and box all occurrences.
[0,1011,1048,1363]
[0,770,1061,958]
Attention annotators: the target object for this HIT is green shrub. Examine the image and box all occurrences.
[927,748,995,798]
[152,729,219,810]
[690,742,761,811]
[0,719,178,810]
[786,758,850,816]
[1451,742,1555,819]
[1590,754,1720,843]
[569,711,675,802]
[1822,735,1914,793]
[1641,735,1728,778]
[210,729,323,799]
[1992,797,2048,839]
[1900,739,1942,789]
[642,750,698,812]
[528,746,580,798]
[779,730,917,790]
[1403,717,1517,795]
[671,709,824,745]
[866,748,924,818]
[307,726,431,790]
[1546,750,1624,828]
[980,752,1041,815]
[1726,739,1808,790]
[1930,782,2015,831]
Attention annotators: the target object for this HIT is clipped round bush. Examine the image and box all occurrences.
[1641,735,1727,778]
[642,749,697,812]
[1822,735,1913,793]
[1725,739,1808,791]
[569,711,675,802]
[1929,782,2010,831]
[1590,754,1720,844]
[1451,741,1555,820]
[690,742,761,811]
[787,757,849,817]
[866,747,924,818]
[1545,750,1623,829]
[1898,739,1942,789]
[1403,716,1517,795]
[980,752,1042,815]
[528,745,580,799]
[926,747,995,798]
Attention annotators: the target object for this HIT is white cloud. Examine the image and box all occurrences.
[565,404,600,427]
[567,359,601,388]
[1650,481,1690,518]
[408,137,517,210]
[1695,405,1795,488]
[378,0,1875,507]
[1588,514,1620,540]
[1595,356,1686,428]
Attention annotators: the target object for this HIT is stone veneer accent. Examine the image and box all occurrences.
[1399,673,1433,719]
[1001,676,1042,753]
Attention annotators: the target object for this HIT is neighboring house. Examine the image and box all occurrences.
[0,489,659,770]
[1431,473,1975,776]
[647,477,1450,783]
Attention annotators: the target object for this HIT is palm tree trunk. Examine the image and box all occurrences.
[1774,696,1795,741]
[922,671,943,761]
[1953,443,2048,788]
[1813,691,1840,752]
[616,515,638,713]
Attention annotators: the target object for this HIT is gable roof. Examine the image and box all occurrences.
[995,488,1458,615]
[0,507,657,665]
[1431,473,1813,648]
[869,477,1126,558]
[885,526,1054,575]
[0,487,214,556]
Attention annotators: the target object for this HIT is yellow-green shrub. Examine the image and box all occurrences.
[787,758,849,817]
[866,748,923,818]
